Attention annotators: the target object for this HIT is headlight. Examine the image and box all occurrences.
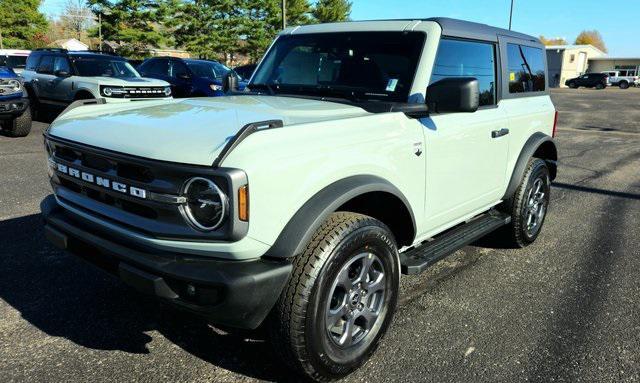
[181,177,228,231]
[0,79,22,95]
[163,86,172,96]
[210,84,223,91]
[102,87,113,96]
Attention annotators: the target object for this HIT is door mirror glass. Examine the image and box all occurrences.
[54,70,70,77]
[426,77,479,113]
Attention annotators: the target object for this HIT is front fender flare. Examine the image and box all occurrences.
[263,175,416,259]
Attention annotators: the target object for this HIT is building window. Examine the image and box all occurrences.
[507,43,546,93]
[570,54,575,63]
[430,38,496,106]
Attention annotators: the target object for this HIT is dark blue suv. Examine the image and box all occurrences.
[137,57,246,97]
[0,66,32,137]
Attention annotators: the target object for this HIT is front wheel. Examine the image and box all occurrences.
[3,107,32,137]
[568,82,577,89]
[500,158,551,247]
[269,212,400,382]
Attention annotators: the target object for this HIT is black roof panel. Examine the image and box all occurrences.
[426,17,540,43]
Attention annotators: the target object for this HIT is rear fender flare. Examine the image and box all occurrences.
[503,132,557,201]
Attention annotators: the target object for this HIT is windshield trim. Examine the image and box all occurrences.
[70,57,141,78]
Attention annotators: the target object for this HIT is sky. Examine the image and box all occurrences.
[40,0,638,57]
[350,0,636,57]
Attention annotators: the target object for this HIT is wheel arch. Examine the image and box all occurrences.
[74,89,96,100]
[263,175,416,259]
[503,132,557,201]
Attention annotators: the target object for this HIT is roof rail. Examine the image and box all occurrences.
[34,48,68,52]
[72,50,119,56]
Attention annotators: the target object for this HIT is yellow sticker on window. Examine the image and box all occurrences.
[510,72,516,81]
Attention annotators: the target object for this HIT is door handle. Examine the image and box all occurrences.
[491,128,509,138]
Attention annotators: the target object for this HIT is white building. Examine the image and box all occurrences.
[53,38,89,51]
[546,45,606,87]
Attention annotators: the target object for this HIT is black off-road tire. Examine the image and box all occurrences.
[500,158,551,248]
[619,81,629,89]
[4,107,33,137]
[268,212,400,382]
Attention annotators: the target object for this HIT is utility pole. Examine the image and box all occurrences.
[0,30,3,50]
[99,12,102,52]
[281,0,286,30]
[508,0,514,30]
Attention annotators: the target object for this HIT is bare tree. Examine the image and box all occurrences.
[60,0,95,40]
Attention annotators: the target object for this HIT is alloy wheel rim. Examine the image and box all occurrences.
[325,252,386,348]
[524,177,547,236]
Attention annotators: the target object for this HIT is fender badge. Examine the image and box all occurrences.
[413,142,423,157]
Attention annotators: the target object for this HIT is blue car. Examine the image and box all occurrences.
[0,66,32,137]
[137,57,246,98]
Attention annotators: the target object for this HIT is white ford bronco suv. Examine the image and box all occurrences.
[41,18,557,381]
[22,49,171,116]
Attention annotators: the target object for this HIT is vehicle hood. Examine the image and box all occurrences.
[75,76,169,87]
[48,95,370,166]
[0,66,17,79]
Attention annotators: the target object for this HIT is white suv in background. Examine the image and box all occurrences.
[603,70,638,89]
[21,49,171,116]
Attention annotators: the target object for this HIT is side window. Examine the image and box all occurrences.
[171,61,190,78]
[144,59,169,76]
[430,38,496,106]
[25,53,41,71]
[36,55,55,74]
[53,57,71,73]
[507,44,546,93]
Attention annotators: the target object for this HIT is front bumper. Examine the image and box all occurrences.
[41,195,292,329]
[0,96,29,119]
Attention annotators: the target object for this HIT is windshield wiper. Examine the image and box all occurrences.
[249,83,276,95]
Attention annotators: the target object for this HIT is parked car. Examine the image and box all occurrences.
[602,70,638,89]
[138,57,246,97]
[21,49,171,116]
[233,63,257,81]
[41,18,557,381]
[0,49,31,75]
[565,72,608,89]
[0,66,32,137]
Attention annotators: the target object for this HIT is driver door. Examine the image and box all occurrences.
[49,56,74,104]
[420,38,509,231]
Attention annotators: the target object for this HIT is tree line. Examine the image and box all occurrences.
[540,30,608,53]
[0,0,352,64]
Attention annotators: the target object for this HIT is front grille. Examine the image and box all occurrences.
[101,85,168,99]
[45,137,244,241]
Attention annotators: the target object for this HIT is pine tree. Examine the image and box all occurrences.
[0,0,48,49]
[311,0,351,23]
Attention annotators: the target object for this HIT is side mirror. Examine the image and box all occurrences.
[222,71,239,93]
[178,72,191,80]
[426,77,479,113]
[54,70,70,77]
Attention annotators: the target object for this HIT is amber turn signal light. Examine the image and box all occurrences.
[238,185,249,221]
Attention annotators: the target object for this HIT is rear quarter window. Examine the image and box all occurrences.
[506,43,546,93]
[25,53,42,71]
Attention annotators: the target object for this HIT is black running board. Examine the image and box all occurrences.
[399,210,511,275]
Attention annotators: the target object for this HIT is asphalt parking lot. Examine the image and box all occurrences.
[1,88,639,382]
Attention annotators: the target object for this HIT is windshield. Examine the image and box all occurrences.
[0,55,27,69]
[186,60,231,80]
[250,32,425,102]
[72,57,140,78]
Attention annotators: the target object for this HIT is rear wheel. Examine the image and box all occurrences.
[500,158,551,247]
[269,212,400,382]
[595,83,605,89]
[619,81,629,89]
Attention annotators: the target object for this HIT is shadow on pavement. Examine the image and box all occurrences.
[0,213,298,382]
[553,182,640,201]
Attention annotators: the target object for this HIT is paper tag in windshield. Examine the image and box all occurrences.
[386,79,399,92]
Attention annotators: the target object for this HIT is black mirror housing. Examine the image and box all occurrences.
[222,71,239,93]
[54,70,70,77]
[426,77,479,113]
